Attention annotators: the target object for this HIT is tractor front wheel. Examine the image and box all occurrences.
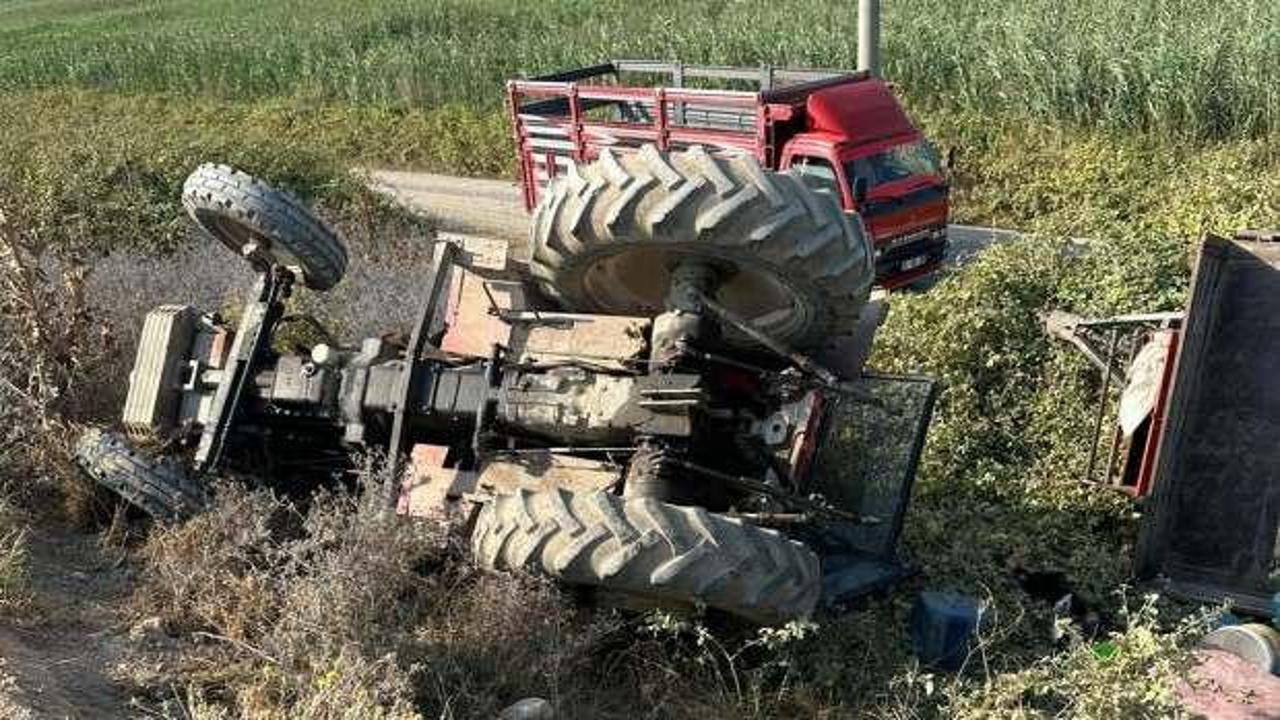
[182,163,348,291]
[74,428,207,524]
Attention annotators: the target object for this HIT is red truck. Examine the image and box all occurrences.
[508,60,950,289]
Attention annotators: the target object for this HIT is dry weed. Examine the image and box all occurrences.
[134,482,440,718]
[136,483,293,642]
[0,659,35,720]
[0,520,28,615]
[0,197,119,521]
[132,477,780,719]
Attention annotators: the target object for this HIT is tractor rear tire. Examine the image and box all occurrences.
[74,428,207,525]
[528,146,874,350]
[471,488,820,625]
[182,163,348,291]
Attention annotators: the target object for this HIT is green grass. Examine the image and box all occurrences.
[0,90,507,255]
[2,0,1279,138]
[5,88,1279,260]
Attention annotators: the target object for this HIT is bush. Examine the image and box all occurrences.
[135,481,442,717]
[0,91,348,258]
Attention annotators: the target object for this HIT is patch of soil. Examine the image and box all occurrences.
[0,518,137,718]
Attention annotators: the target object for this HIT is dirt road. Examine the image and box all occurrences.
[0,520,135,718]
[363,169,1023,266]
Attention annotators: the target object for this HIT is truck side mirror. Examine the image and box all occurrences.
[945,146,958,175]
[853,177,869,205]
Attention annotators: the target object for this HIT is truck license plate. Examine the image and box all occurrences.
[902,256,927,271]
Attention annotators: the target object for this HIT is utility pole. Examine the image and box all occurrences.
[857,0,881,77]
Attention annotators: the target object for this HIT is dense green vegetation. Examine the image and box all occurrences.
[5,0,1280,248]
[4,90,1278,262]
[5,0,1280,247]
[1,0,1275,717]
[0,90,506,255]
[3,0,1280,138]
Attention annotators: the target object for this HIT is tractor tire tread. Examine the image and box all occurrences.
[181,163,347,291]
[528,147,873,349]
[472,488,820,624]
[74,428,207,525]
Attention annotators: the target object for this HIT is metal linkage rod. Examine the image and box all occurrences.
[694,290,842,388]
[673,458,864,523]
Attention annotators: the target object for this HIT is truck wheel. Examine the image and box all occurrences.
[472,488,820,625]
[528,146,874,350]
[182,163,348,291]
[74,428,207,525]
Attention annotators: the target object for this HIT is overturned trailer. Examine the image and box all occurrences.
[1048,232,1280,615]
[77,151,937,624]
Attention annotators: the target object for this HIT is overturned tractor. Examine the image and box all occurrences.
[77,148,935,624]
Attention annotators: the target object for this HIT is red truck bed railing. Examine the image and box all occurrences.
[508,61,869,211]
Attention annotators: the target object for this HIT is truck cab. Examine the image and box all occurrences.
[508,61,950,289]
[784,80,949,288]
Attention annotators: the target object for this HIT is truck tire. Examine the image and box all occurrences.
[182,163,348,291]
[74,428,207,525]
[472,488,820,624]
[528,146,873,349]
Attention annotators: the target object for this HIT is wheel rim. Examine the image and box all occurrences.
[579,246,812,342]
[196,211,309,274]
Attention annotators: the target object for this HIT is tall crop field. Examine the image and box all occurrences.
[2,0,1279,138]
